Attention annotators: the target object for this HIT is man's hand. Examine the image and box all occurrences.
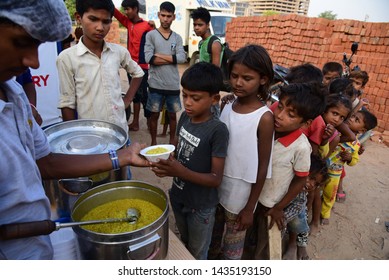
[120,142,150,167]
[148,20,156,29]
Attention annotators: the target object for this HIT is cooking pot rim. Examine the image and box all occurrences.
[71,180,169,239]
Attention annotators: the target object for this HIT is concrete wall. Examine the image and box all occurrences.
[225,14,389,132]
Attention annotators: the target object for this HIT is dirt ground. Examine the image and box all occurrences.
[121,64,389,260]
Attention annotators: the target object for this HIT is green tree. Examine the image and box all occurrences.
[262,10,280,16]
[65,0,76,21]
[318,10,337,20]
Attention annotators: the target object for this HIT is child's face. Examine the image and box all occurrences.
[350,77,364,92]
[76,8,112,44]
[323,71,341,86]
[193,18,209,38]
[304,172,326,192]
[322,103,349,127]
[0,23,40,82]
[273,97,306,136]
[230,62,267,98]
[181,88,219,122]
[345,111,366,134]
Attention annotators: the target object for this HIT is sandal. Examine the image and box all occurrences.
[336,191,346,202]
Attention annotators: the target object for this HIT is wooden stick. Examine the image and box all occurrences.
[268,217,282,260]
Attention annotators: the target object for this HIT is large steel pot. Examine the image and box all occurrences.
[43,119,128,218]
[71,180,169,260]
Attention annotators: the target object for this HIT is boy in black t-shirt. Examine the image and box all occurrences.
[150,62,229,260]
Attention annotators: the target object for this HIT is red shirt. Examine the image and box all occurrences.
[114,9,153,70]
[270,101,326,145]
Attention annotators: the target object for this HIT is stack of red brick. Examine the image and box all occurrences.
[226,14,389,141]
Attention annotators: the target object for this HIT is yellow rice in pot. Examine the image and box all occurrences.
[80,198,163,234]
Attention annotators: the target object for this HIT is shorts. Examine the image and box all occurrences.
[126,71,151,119]
[127,71,148,104]
[146,91,182,113]
[287,209,309,234]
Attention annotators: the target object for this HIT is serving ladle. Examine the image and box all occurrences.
[0,208,140,240]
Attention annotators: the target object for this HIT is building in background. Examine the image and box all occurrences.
[229,0,253,17]
[229,0,310,16]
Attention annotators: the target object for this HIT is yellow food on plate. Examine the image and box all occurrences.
[80,198,163,234]
[146,147,169,155]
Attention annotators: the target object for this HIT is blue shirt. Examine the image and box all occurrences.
[0,80,52,259]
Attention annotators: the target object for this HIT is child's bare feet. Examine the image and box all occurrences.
[320,218,330,225]
[128,122,139,131]
[157,133,167,138]
[297,247,310,260]
[282,246,297,260]
[309,223,320,236]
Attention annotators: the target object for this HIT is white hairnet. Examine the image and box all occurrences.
[0,0,72,42]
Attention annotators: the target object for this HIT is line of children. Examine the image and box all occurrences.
[145,40,378,259]
[321,98,377,224]
[242,82,327,260]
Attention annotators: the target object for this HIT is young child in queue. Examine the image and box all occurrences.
[307,79,357,235]
[208,44,274,260]
[319,93,353,224]
[349,70,371,144]
[149,62,229,260]
[282,154,329,260]
[320,97,378,225]
[331,74,369,202]
[269,63,325,156]
[321,78,357,203]
[243,82,327,260]
[349,70,369,111]
[322,61,343,87]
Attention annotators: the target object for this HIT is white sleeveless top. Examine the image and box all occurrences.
[219,102,273,213]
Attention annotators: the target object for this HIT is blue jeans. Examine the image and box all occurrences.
[170,191,216,260]
[287,209,309,234]
[146,92,181,113]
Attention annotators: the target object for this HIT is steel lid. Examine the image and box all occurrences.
[44,119,128,154]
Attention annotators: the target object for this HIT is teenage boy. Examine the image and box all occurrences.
[149,62,229,260]
[144,1,187,146]
[114,0,154,131]
[0,0,149,260]
[191,7,222,66]
[57,0,144,134]
[243,83,327,260]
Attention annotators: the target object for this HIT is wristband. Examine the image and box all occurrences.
[108,150,120,170]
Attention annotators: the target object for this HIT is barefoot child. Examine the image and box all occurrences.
[243,82,327,260]
[321,108,377,225]
[282,154,329,260]
[150,62,229,259]
[208,44,274,260]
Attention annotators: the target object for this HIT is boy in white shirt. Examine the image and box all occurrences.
[57,0,144,134]
[244,83,327,260]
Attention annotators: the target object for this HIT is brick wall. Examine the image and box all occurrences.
[225,14,389,132]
